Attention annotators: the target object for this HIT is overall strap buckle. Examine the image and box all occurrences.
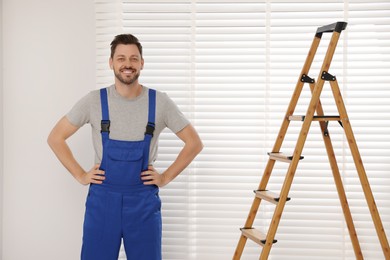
[145,122,155,136]
[101,120,111,133]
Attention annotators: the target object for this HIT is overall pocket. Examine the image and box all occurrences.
[106,147,144,185]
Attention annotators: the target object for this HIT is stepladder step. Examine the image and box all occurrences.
[241,228,277,246]
[254,190,291,205]
[289,115,341,121]
[268,152,304,163]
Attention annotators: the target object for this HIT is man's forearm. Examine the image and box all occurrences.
[48,136,86,183]
[162,126,203,185]
[47,116,89,184]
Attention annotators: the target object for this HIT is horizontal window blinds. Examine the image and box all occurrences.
[195,2,267,260]
[95,1,390,259]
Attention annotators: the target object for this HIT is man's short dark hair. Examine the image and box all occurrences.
[110,34,143,58]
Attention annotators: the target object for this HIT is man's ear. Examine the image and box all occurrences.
[109,57,113,69]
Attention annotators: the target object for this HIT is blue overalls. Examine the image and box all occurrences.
[81,88,162,260]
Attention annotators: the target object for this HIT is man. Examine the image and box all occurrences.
[47,34,203,260]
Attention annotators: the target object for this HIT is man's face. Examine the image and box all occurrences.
[110,44,144,86]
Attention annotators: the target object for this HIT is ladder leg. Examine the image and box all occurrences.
[258,179,291,259]
[330,80,390,259]
[259,142,306,258]
[271,36,321,153]
[233,160,276,260]
[233,234,248,260]
[257,36,322,258]
[261,30,344,259]
[233,34,322,260]
[309,83,363,259]
[259,76,322,258]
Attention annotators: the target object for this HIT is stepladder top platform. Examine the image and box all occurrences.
[316,21,347,35]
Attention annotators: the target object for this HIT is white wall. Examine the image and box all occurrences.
[2,0,96,259]
[1,0,4,257]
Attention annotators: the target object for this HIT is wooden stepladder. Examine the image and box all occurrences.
[233,22,390,260]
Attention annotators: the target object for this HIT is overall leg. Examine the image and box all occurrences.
[81,186,122,260]
[122,188,162,260]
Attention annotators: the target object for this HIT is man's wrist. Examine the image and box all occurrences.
[74,170,87,185]
[160,172,170,187]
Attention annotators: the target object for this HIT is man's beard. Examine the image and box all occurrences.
[114,68,141,85]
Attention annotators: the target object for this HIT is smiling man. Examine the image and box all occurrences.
[47,34,203,260]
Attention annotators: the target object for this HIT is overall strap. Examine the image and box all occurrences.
[142,88,156,171]
[99,88,110,144]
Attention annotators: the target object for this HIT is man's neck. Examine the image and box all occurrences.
[115,81,142,99]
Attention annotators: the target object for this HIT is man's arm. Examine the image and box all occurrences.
[47,116,105,185]
[141,123,203,187]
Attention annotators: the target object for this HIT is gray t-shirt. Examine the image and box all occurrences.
[66,85,190,164]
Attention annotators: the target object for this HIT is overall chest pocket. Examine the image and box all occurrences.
[106,147,144,185]
[108,148,143,162]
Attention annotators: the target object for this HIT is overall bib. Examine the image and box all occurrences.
[81,88,162,260]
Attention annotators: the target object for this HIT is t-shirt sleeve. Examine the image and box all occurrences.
[162,93,190,134]
[66,92,92,127]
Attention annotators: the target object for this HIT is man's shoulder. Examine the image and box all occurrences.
[153,88,171,104]
[87,86,113,101]
[85,88,102,103]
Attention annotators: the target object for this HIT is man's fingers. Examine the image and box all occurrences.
[141,175,154,181]
[92,174,105,180]
[142,174,156,185]
[96,170,105,175]
[91,179,103,184]
[141,170,151,176]
[87,165,105,184]
[141,170,164,186]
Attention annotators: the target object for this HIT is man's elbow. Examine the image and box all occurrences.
[47,130,65,151]
[47,132,58,150]
[193,137,204,156]
[178,124,203,156]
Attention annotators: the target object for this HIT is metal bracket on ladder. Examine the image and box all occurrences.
[323,120,344,136]
[301,74,315,83]
[321,71,336,81]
